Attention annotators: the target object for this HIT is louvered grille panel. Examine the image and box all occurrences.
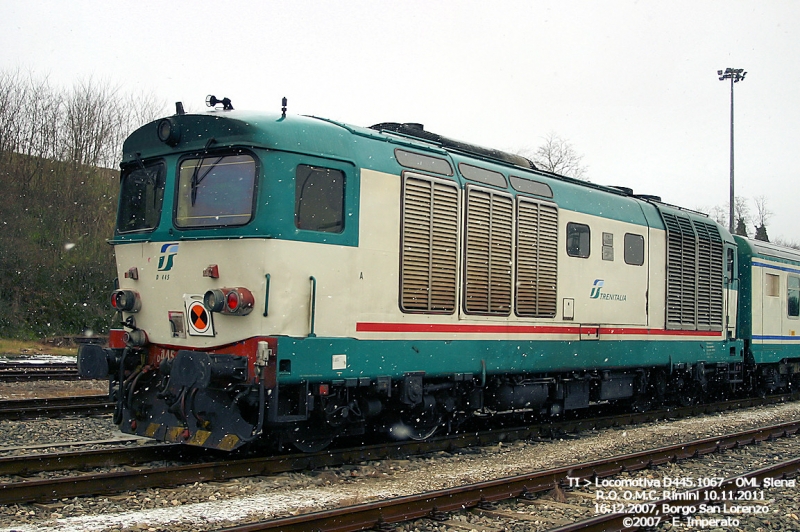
[665,220,684,326]
[401,176,458,312]
[677,215,697,329]
[465,188,513,314]
[537,204,559,316]
[661,210,724,331]
[516,199,558,317]
[693,220,724,331]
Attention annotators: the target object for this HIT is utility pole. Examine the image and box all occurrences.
[717,67,746,234]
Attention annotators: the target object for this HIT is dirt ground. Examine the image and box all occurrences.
[0,379,109,400]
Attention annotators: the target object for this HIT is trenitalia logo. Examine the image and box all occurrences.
[590,279,627,301]
[590,279,604,299]
[157,243,179,271]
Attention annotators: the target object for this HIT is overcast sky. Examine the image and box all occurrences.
[4,0,799,243]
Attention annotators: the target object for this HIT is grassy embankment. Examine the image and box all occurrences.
[0,339,77,358]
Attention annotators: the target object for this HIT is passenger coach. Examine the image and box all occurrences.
[736,237,800,391]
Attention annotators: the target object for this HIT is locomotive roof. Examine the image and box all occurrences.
[736,236,800,265]
[122,109,731,239]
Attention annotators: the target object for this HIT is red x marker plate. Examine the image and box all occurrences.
[186,299,213,336]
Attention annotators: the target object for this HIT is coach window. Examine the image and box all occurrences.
[566,223,590,258]
[624,233,645,266]
[295,165,345,233]
[789,276,799,318]
[765,273,780,298]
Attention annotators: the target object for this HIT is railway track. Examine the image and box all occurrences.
[0,442,186,476]
[0,393,796,506]
[216,421,800,532]
[0,362,81,382]
[0,395,112,420]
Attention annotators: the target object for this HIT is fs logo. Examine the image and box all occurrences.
[589,279,627,301]
[590,279,604,299]
[157,243,179,271]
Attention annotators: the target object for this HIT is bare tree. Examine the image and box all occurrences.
[60,78,130,168]
[124,90,169,134]
[0,69,23,157]
[0,72,63,190]
[772,236,800,250]
[517,132,588,180]
[706,204,728,227]
[753,195,772,242]
[753,196,772,228]
[734,196,750,237]
[1,70,167,171]
[701,197,751,236]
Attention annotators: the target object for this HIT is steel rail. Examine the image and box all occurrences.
[0,394,795,505]
[0,444,186,476]
[0,363,77,369]
[0,395,112,420]
[214,420,800,532]
[0,370,82,382]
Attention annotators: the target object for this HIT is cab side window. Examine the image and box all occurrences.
[566,222,590,258]
[295,165,345,233]
[624,233,645,266]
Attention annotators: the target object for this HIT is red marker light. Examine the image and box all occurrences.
[226,290,240,312]
[204,287,254,316]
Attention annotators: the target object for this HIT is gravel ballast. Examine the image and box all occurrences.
[1,400,799,532]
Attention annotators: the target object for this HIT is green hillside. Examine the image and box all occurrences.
[0,151,118,338]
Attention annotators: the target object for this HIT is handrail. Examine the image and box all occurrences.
[308,276,317,337]
[263,273,270,317]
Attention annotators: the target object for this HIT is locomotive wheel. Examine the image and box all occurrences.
[289,424,335,453]
[678,382,704,407]
[631,396,652,412]
[391,408,443,441]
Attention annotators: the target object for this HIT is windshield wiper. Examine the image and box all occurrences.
[190,138,216,206]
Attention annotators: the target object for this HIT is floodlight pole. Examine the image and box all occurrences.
[717,67,746,234]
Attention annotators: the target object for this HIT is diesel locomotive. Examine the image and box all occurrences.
[78,98,800,452]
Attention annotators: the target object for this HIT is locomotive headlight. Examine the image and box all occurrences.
[204,289,226,313]
[111,289,141,313]
[156,117,181,147]
[204,287,254,316]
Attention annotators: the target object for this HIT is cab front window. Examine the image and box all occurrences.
[176,152,257,228]
[117,162,165,233]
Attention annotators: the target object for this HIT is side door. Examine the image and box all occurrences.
[761,267,783,339]
[724,244,738,339]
